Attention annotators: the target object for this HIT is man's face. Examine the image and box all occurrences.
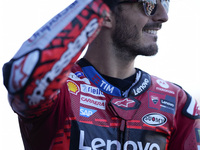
[111,1,168,59]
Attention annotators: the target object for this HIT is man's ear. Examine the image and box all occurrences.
[102,15,113,28]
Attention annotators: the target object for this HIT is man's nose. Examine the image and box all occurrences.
[151,1,169,23]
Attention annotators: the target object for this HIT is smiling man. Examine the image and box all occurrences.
[2,0,200,150]
[85,0,169,79]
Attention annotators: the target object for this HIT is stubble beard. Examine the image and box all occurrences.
[111,16,158,61]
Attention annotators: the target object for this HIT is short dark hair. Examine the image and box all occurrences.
[103,0,119,11]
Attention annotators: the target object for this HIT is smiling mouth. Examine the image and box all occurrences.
[143,23,162,36]
[143,30,158,35]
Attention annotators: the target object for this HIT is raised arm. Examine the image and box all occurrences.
[2,0,110,118]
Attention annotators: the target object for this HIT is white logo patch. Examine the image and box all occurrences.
[79,130,161,150]
[156,79,169,89]
[80,95,106,110]
[81,84,105,97]
[80,107,97,118]
[68,72,90,84]
[142,113,167,127]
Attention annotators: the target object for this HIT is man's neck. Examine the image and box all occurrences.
[83,27,137,79]
[83,47,136,79]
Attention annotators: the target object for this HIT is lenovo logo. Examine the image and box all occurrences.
[79,130,160,150]
[133,78,150,96]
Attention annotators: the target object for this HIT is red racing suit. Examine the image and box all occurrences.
[2,0,200,149]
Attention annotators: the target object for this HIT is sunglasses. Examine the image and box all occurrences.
[117,0,170,16]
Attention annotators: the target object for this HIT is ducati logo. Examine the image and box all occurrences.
[151,96,159,105]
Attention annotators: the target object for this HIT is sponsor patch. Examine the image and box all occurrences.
[131,78,150,96]
[142,113,167,127]
[156,79,169,89]
[90,73,115,94]
[80,95,106,110]
[148,91,176,114]
[75,71,85,78]
[80,107,97,118]
[151,95,159,105]
[81,84,105,97]
[127,70,151,97]
[112,98,138,109]
[182,93,200,119]
[160,99,175,108]
[109,98,141,120]
[79,130,162,150]
[67,80,80,95]
[82,66,121,96]
[156,87,175,95]
[68,72,90,84]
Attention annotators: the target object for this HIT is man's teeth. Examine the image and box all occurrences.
[144,30,157,35]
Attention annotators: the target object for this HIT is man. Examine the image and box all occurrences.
[2,0,200,149]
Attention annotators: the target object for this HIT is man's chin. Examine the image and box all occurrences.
[138,44,158,56]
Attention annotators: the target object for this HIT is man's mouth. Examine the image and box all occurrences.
[143,23,162,36]
[143,29,158,35]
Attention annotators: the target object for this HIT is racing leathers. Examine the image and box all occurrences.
[2,0,200,150]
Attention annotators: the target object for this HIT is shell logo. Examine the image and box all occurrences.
[67,80,80,95]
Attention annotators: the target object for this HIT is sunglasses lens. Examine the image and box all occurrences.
[143,1,157,16]
[161,0,170,13]
[117,0,169,16]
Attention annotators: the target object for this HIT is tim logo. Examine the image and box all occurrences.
[92,74,101,84]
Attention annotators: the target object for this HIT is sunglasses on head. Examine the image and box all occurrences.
[117,0,170,16]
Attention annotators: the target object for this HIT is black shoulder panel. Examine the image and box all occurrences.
[182,92,200,119]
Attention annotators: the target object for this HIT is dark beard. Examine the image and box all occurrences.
[111,15,158,61]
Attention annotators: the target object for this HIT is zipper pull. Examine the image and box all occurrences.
[120,119,126,131]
